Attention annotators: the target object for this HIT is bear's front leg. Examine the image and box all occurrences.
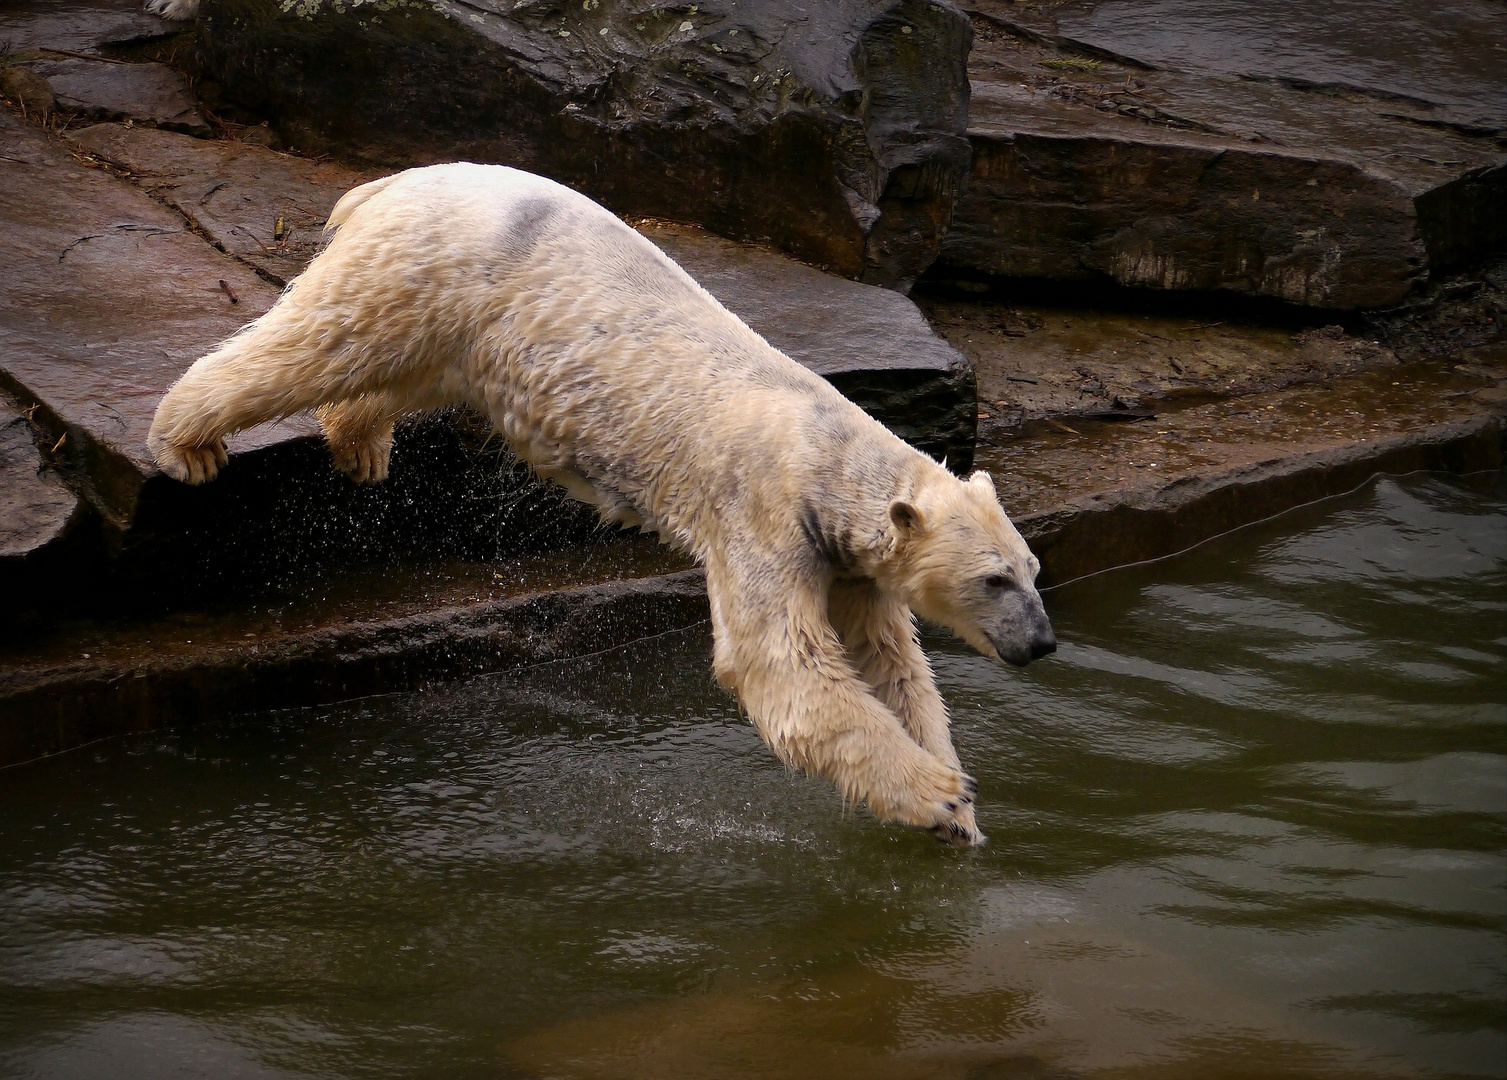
[708,558,983,845]
[828,578,978,839]
[316,395,402,483]
[828,579,960,765]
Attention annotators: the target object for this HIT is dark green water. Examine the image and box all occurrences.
[2,473,1503,1080]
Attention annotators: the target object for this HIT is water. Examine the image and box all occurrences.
[1,472,1503,1079]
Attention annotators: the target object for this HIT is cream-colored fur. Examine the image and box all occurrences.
[144,0,198,20]
[148,163,1056,845]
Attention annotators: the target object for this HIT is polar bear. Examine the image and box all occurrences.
[148,164,1056,845]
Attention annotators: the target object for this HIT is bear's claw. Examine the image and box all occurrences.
[930,819,985,847]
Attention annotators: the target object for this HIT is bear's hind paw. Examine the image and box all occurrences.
[328,434,392,484]
[155,439,227,485]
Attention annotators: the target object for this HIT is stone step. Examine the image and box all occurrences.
[940,2,1506,309]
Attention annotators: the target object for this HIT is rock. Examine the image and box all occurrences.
[640,222,976,467]
[28,58,211,135]
[194,0,973,289]
[0,395,82,560]
[915,289,1405,424]
[68,123,387,285]
[941,2,1507,309]
[0,65,55,119]
[0,0,185,56]
[0,109,281,530]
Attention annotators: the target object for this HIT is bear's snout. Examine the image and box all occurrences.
[986,597,1056,667]
[1030,622,1057,660]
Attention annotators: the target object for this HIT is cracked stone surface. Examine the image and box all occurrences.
[68,123,386,285]
[0,0,185,55]
[939,1,1506,308]
[0,109,282,527]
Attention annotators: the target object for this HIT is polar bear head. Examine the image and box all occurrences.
[885,470,1056,666]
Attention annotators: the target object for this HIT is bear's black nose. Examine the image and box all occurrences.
[1030,628,1057,659]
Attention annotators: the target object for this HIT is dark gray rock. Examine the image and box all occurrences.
[942,2,1507,309]
[194,0,973,289]
[30,58,210,134]
[0,110,282,532]
[0,396,82,560]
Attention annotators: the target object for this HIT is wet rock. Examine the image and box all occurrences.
[27,58,210,135]
[0,0,185,56]
[0,109,280,530]
[0,396,82,561]
[194,0,973,289]
[916,288,1406,425]
[68,123,386,285]
[0,556,707,767]
[942,2,1506,309]
[0,65,55,119]
[640,222,975,467]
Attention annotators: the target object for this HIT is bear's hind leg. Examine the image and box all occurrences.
[709,557,982,845]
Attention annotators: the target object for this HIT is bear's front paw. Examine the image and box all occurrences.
[928,799,983,848]
[155,439,227,485]
[906,762,984,847]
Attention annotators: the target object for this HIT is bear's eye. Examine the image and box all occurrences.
[985,573,1009,590]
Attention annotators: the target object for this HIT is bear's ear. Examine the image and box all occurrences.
[969,470,996,496]
[889,499,925,537]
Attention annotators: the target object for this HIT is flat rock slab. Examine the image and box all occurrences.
[941,2,1507,309]
[0,0,185,55]
[0,546,706,768]
[27,58,209,134]
[979,362,1506,584]
[69,123,386,285]
[0,110,280,530]
[0,396,81,560]
[194,0,972,289]
[918,290,1404,429]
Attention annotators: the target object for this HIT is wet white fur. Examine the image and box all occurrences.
[148,164,1050,844]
